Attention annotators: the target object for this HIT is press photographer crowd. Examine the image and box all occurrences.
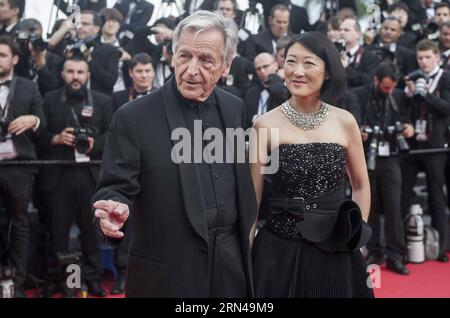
[0,0,450,298]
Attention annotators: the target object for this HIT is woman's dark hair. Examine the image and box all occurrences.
[284,31,346,104]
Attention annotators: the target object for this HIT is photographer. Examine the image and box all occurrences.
[67,10,121,95]
[402,39,450,263]
[352,62,413,275]
[439,21,450,70]
[339,16,380,89]
[388,2,418,50]
[0,0,23,36]
[0,36,45,297]
[98,8,132,92]
[244,52,289,128]
[14,18,63,96]
[37,57,113,297]
[366,16,418,89]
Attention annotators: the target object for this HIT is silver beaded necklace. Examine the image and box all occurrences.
[281,100,329,130]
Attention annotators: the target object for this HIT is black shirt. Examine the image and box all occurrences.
[174,81,238,229]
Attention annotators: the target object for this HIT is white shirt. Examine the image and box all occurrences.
[347,45,360,64]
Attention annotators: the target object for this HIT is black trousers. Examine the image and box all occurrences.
[367,157,406,261]
[42,167,103,282]
[113,224,130,277]
[401,153,448,252]
[0,167,34,287]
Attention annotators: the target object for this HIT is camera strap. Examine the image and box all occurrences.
[0,76,17,121]
[428,69,444,95]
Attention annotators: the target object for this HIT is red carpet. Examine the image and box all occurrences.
[26,254,450,298]
[373,253,450,298]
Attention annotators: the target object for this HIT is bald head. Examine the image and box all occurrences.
[255,52,278,84]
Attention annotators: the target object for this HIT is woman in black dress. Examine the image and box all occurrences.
[249,32,374,298]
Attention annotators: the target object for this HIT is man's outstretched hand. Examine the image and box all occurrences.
[94,200,130,238]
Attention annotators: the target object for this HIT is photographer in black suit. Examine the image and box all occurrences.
[67,11,121,96]
[38,57,113,297]
[402,39,450,263]
[339,16,380,89]
[352,62,413,275]
[244,52,289,128]
[0,36,45,297]
[0,0,23,36]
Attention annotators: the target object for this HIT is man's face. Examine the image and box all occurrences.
[129,63,155,91]
[61,60,89,90]
[417,49,440,73]
[217,0,236,19]
[376,77,397,95]
[255,53,278,84]
[77,13,100,40]
[339,19,360,47]
[440,26,450,49]
[391,9,408,28]
[0,44,17,77]
[0,0,17,24]
[269,10,289,39]
[102,18,120,37]
[172,29,230,102]
[436,7,450,26]
[380,19,401,44]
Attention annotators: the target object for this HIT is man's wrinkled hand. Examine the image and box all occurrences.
[94,200,130,238]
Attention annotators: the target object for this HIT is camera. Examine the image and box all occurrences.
[0,266,15,298]
[73,126,96,154]
[362,122,410,171]
[375,45,396,63]
[334,40,346,53]
[406,70,428,102]
[16,31,49,54]
[65,35,97,59]
[411,21,439,41]
[0,118,10,142]
[362,125,381,171]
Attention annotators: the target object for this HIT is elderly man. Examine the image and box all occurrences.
[92,11,257,298]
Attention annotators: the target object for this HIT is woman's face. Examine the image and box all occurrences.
[284,42,326,100]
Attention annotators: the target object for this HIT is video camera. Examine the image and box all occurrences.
[362,122,410,171]
[16,31,49,55]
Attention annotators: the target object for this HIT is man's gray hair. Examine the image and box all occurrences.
[172,10,238,65]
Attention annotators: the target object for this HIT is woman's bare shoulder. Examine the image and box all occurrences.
[328,104,358,129]
[253,105,284,129]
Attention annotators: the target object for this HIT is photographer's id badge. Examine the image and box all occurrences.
[81,106,93,118]
[415,119,428,142]
[74,149,90,163]
[378,142,390,157]
[0,138,18,161]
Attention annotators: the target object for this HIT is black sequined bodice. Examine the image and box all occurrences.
[271,143,346,199]
[266,143,347,241]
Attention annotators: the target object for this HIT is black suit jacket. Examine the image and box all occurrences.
[350,84,409,127]
[244,75,290,128]
[92,79,257,297]
[3,76,46,169]
[112,89,130,112]
[114,0,154,32]
[37,88,113,192]
[89,42,121,96]
[346,47,380,89]
[183,0,216,14]
[36,51,64,96]
[406,71,450,148]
